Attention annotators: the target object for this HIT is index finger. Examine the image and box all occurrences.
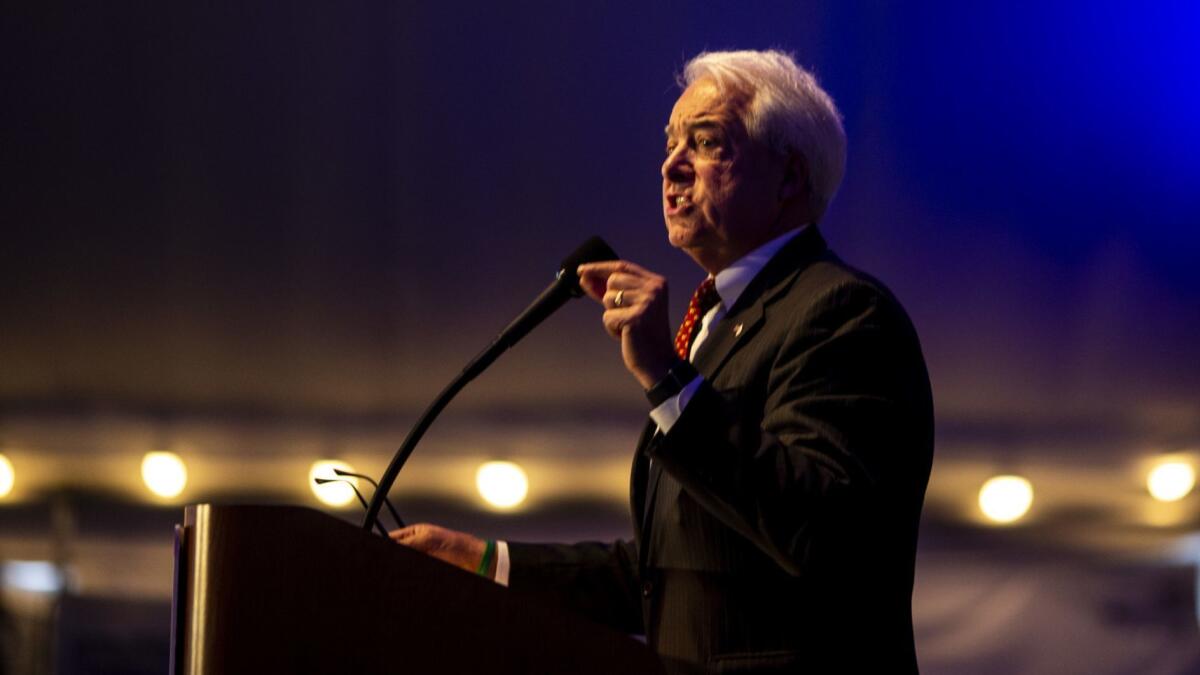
[576,261,621,301]
[577,260,652,276]
[577,260,649,301]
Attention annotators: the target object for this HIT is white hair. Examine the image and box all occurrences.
[680,50,847,222]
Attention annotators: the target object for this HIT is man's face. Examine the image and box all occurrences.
[662,78,785,274]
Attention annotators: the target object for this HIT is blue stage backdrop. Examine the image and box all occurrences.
[2,2,1198,438]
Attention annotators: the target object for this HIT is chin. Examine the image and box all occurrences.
[665,220,702,250]
[667,232,697,254]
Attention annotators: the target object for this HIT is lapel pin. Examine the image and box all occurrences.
[733,323,744,337]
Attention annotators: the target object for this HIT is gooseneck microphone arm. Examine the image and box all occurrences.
[361,237,618,532]
[314,478,389,537]
[333,468,405,528]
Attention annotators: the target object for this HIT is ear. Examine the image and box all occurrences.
[776,151,810,204]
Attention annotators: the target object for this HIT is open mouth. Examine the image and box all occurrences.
[665,193,692,213]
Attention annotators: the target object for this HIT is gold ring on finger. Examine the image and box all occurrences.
[614,290,625,307]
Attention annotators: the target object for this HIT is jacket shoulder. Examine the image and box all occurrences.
[784,250,912,319]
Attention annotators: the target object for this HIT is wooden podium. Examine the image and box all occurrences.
[171,504,663,674]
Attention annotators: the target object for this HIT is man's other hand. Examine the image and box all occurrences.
[577,260,676,390]
[390,523,494,577]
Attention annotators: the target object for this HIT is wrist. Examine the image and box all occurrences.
[645,359,699,407]
[476,539,496,577]
[634,352,678,390]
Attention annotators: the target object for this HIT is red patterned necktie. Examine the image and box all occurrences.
[673,277,721,361]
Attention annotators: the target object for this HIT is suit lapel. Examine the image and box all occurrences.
[693,226,827,382]
[630,421,656,541]
[691,301,763,380]
[632,424,664,572]
[635,226,828,570]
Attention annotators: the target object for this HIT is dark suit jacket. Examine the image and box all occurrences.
[510,227,934,674]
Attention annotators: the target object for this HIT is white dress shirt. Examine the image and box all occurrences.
[648,226,806,433]
[493,226,808,586]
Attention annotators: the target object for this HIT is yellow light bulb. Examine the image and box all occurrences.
[1148,461,1195,502]
[309,460,359,507]
[978,475,1033,524]
[142,451,187,499]
[476,461,529,510]
[0,454,14,498]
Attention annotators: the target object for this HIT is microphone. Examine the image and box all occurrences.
[493,236,618,352]
[333,467,405,528]
[314,477,389,537]
[362,236,618,532]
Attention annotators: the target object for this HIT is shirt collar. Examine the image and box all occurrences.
[712,225,809,310]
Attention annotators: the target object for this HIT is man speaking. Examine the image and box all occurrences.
[392,50,934,674]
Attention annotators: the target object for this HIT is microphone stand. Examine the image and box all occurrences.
[362,237,617,532]
[315,477,390,537]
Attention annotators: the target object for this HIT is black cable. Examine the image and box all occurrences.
[314,477,389,537]
[333,468,405,528]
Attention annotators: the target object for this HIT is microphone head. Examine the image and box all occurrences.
[558,236,618,297]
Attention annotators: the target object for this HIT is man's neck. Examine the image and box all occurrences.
[693,223,809,276]
[710,226,809,310]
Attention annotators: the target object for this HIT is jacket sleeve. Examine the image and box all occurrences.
[649,279,932,576]
[506,539,643,635]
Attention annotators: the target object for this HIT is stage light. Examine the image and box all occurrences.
[1148,461,1195,502]
[0,454,13,498]
[2,561,64,594]
[141,451,187,498]
[309,460,358,507]
[978,475,1033,524]
[475,461,528,510]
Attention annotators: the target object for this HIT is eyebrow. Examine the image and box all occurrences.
[664,119,724,138]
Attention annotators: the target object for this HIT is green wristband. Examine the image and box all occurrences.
[476,539,496,577]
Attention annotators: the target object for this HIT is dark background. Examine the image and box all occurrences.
[5,1,1197,429]
[2,1,1199,673]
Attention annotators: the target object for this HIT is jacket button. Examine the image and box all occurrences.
[641,581,654,597]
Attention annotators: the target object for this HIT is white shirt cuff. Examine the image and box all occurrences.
[648,375,703,433]
[494,540,510,586]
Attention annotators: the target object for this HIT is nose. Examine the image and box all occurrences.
[661,144,692,183]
